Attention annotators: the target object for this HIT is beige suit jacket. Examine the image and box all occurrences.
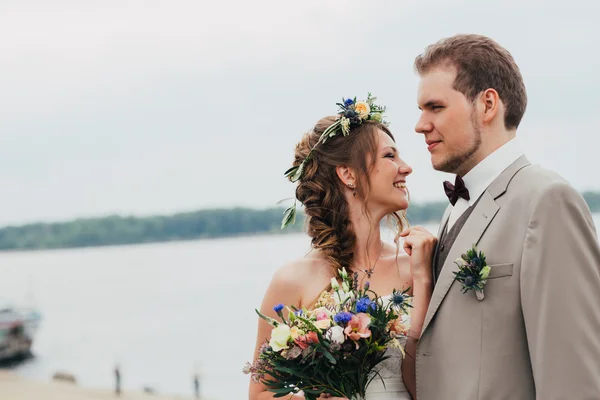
[416,156,600,400]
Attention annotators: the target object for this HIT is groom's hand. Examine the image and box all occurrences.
[400,226,437,280]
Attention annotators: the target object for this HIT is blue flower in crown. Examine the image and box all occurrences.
[344,98,355,107]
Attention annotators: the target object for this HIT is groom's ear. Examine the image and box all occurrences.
[480,88,500,125]
[335,165,356,187]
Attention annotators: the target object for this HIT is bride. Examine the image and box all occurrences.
[248,96,436,400]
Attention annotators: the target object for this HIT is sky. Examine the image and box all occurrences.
[0,0,599,226]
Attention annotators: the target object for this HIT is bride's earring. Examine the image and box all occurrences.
[347,182,356,197]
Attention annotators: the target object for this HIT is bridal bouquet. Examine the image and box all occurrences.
[244,268,412,400]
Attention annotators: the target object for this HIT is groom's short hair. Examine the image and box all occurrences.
[414,34,527,130]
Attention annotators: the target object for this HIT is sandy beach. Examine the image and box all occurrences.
[0,371,196,400]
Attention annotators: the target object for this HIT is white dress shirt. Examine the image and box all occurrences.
[447,138,524,230]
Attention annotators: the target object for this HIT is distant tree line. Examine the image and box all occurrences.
[583,191,600,211]
[0,191,598,251]
[0,208,294,251]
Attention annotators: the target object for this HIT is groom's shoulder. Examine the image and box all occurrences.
[513,163,570,190]
[512,163,582,205]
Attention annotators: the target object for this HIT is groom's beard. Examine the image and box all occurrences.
[438,111,482,174]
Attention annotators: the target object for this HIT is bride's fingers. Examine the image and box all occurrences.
[409,226,433,236]
[399,228,411,237]
[405,229,437,244]
[409,225,436,236]
[403,236,413,255]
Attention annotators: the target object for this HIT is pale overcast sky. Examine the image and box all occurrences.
[0,0,598,226]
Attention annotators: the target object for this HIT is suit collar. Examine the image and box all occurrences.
[460,138,524,207]
[487,155,530,199]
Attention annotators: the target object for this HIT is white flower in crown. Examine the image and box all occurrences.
[340,117,351,135]
[354,101,371,120]
[370,112,383,122]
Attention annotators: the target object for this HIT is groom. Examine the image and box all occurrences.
[413,34,600,399]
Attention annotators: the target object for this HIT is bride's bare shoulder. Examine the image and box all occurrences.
[272,250,330,286]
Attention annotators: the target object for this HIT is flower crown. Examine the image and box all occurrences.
[280,93,388,229]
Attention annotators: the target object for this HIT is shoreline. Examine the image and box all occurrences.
[0,228,307,254]
[0,218,449,255]
[0,370,197,400]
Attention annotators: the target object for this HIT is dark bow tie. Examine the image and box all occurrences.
[443,175,470,206]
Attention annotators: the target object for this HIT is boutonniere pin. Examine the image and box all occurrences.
[453,245,490,301]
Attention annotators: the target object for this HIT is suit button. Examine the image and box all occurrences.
[440,244,445,251]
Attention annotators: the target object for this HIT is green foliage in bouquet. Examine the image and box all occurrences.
[244,268,412,400]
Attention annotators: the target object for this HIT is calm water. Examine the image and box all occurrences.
[0,215,598,399]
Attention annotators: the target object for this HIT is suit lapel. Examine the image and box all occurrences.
[421,155,531,334]
[422,191,499,332]
[432,205,452,286]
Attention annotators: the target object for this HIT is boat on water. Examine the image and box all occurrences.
[0,298,41,360]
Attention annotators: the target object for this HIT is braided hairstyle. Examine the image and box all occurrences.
[291,116,407,274]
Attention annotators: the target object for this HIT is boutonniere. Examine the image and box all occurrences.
[453,245,490,301]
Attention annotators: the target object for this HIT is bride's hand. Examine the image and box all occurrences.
[400,226,437,281]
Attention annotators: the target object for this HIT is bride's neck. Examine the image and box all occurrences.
[349,210,383,272]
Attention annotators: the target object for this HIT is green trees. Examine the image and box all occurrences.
[583,191,600,211]
[0,208,295,250]
[0,192,598,251]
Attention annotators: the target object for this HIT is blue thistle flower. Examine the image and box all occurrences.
[344,98,354,107]
[273,304,284,313]
[333,311,354,324]
[344,109,358,119]
[356,297,375,313]
[470,257,482,269]
[392,293,406,307]
[343,109,361,124]
[463,276,475,287]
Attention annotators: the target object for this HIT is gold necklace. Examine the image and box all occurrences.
[359,241,384,279]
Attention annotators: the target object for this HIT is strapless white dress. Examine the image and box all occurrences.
[364,295,412,400]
